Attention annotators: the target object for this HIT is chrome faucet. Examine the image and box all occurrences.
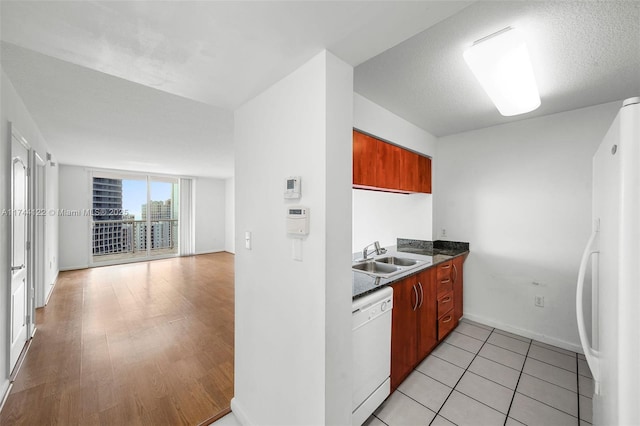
[362,241,387,260]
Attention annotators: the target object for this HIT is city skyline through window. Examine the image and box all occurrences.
[122,180,175,220]
[91,174,179,264]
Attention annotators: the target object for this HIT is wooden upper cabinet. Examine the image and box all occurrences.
[353,130,377,187]
[418,155,432,193]
[353,129,431,194]
[399,149,420,192]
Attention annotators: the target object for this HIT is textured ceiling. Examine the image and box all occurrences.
[2,1,639,177]
[0,1,470,177]
[355,1,640,136]
[1,1,470,109]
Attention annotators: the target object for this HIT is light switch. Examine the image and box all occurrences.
[245,231,251,250]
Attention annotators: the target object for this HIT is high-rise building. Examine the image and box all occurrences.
[141,199,173,220]
[92,177,124,255]
[139,199,175,250]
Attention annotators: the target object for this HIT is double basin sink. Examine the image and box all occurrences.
[352,256,425,278]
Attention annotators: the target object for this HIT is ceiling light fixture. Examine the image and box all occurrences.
[463,27,540,116]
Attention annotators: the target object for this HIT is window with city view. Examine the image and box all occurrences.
[92,174,179,264]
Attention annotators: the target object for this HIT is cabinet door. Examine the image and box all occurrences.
[416,268,437,360]
[418,155,432,193]
[376,141,401,190]
[399,149,420,192]
[390,276,418,391]
[452,255,465,321]
[353,130,378,187]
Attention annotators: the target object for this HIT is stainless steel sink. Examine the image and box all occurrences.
[352,255,426,278]
[375,256,418,267]
[352,261,400,275]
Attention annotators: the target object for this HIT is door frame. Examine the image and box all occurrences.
[32,152,46,310]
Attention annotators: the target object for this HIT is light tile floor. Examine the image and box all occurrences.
[368,319,593,426]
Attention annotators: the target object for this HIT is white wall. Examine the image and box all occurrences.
[194,177,226,254]
[225,177,235,253]
[233,50,353,425]
[352,93,436,251]
[58,165,90,270]
[352,190,432,250]
[435,101,620,351]
[1,67,59,398]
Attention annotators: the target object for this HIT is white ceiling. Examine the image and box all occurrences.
[1,1,639,177]
[0,0,470,178]
[355,1,640,136]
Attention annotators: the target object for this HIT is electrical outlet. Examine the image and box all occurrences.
[535,295,544,307]
[441,228,447,237]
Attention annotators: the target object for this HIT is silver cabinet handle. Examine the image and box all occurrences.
[412,284,418,311]
[11,264,25,271]
[418,282,424,308]
[453,263,458,283]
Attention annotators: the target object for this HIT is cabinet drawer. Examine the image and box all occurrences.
[437,291,454,319]
[438,310,456,340]
[436,276,452,295]
[437,261,453,280]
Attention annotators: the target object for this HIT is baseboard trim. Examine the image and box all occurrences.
[9,337,33,382]
[197,407,232,426]
[194,249,225,255]
[44,272,59,306]
[463,313,584,354]
[59,265,89,272]
[230,397,252,426]
[0,380,12,414]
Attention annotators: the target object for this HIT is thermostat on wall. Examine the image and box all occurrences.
[287,206,309,236]
[284,176,301,199]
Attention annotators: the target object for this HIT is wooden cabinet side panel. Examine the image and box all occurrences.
[390,276,418,391]
[453,256,465,321]
[418,155,432,193]
[353,130,377,186]
[417,268,438,360]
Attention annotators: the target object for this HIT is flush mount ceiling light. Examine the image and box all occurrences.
[464,27,540,116]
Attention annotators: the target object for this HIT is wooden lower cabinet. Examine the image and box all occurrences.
[390,268,436,391]
[416,268,437,360]
[390,275,418,390]
[390,254,466,391]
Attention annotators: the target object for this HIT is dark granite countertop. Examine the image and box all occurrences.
[352,239,469,299]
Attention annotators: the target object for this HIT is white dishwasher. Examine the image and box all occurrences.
[352,286,393,426]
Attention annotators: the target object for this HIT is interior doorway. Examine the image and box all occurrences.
[8,126,33,375]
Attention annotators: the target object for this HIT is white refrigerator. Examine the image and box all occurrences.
[577,96,640,426]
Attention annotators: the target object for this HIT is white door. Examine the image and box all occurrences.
[10,134,30,373]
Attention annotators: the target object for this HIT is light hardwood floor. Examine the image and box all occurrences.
[1,253,234,425]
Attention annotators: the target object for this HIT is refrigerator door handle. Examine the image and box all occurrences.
[576,228,600,385]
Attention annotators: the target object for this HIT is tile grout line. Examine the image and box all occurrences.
[530,342,578,358]
[428,327,495,426]
[503,338,533,425]
[518,371,578,394]
[525,355,579,375]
